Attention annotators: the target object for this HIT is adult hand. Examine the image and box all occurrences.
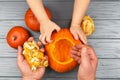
[17,37,47,80]
[70,44,98,80]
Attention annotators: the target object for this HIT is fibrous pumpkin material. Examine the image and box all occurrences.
[81,16,95,36]
[23,40,48,71]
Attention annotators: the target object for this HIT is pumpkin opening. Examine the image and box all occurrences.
[45,29,81,72]
[53,39,73,63]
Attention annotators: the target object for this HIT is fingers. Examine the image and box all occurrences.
[46,26,60,43]
[70,44,83,57]
[87,46,98,64]
[72,46,78,51]
[37,41,42,46]
[56,26,61,32]
[46,32,52,43]
[28,37,34,42]
[41,35,47,44]
[40,48,45,53]
[70,53,81,64]
[81,47,91,66]
[78,32,88,45]
[75,44,84,49]
[70,28,88,44]
[39,27,61,45]
[70,45,81,64]
[44,55,48,60]
[70,49,78,55]
[17,46,24,64]
[71,31,79,40]
[37,41,45,53]
[39,32,51,44]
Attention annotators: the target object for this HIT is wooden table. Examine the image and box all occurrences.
[0,0,120,80]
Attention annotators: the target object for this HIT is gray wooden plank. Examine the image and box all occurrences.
[1,38,120,58]
[1,20,120,39]
[0,78,77,80]
[0,1,120,20]
[89,20,120,39]
[0,20,70,39]
[0,78,119,80]
[0,58,120,78]
[0,0,120,2]
[0,0,73,1]
[0,78,21,80]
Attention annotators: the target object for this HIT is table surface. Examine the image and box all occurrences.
[0,0,120,80]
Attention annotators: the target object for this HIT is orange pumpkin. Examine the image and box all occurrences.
[6,26,29,48]
[25,7,52,31]
[45,29,81,73]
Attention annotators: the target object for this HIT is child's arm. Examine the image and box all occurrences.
[70,0,90,44]
[26,0,49,23]
[26,0,60,44]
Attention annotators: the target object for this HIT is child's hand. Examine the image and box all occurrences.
[39,20,61,44]
[17,37,47,80]
[70,25,87,44]
[70,44,98,80]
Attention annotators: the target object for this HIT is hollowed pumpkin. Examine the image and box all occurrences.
[45,29,81,73]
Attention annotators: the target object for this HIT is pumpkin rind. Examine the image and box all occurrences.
[45,29,81,73]
[25,7,52,31]
[6,26,29,48]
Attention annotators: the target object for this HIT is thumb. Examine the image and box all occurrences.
[81,47,91,66]
[17,46,24,64]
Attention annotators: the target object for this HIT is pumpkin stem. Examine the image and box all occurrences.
[12,36,16,41]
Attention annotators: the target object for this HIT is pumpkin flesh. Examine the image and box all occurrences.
[54,39,72,63]
[45,29,81,73]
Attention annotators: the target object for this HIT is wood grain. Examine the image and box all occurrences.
[0,0,120,2]
[0,78,119,80]
[1,38,120,58]
[1,20,120,39]
[0,1,120,20]
[0,58,120,78]
[0,0,120,80]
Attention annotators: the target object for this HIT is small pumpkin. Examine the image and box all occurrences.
[6,26,29,48]
[25,7,52,31]
[45,29,81,73]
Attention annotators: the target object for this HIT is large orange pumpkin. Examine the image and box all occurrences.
[6,26,29,48]
[45,29,81,73]
[25,7,52,31]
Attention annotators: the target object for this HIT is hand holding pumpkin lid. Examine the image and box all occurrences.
[81,16,95,36]
[23,40,48,71]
